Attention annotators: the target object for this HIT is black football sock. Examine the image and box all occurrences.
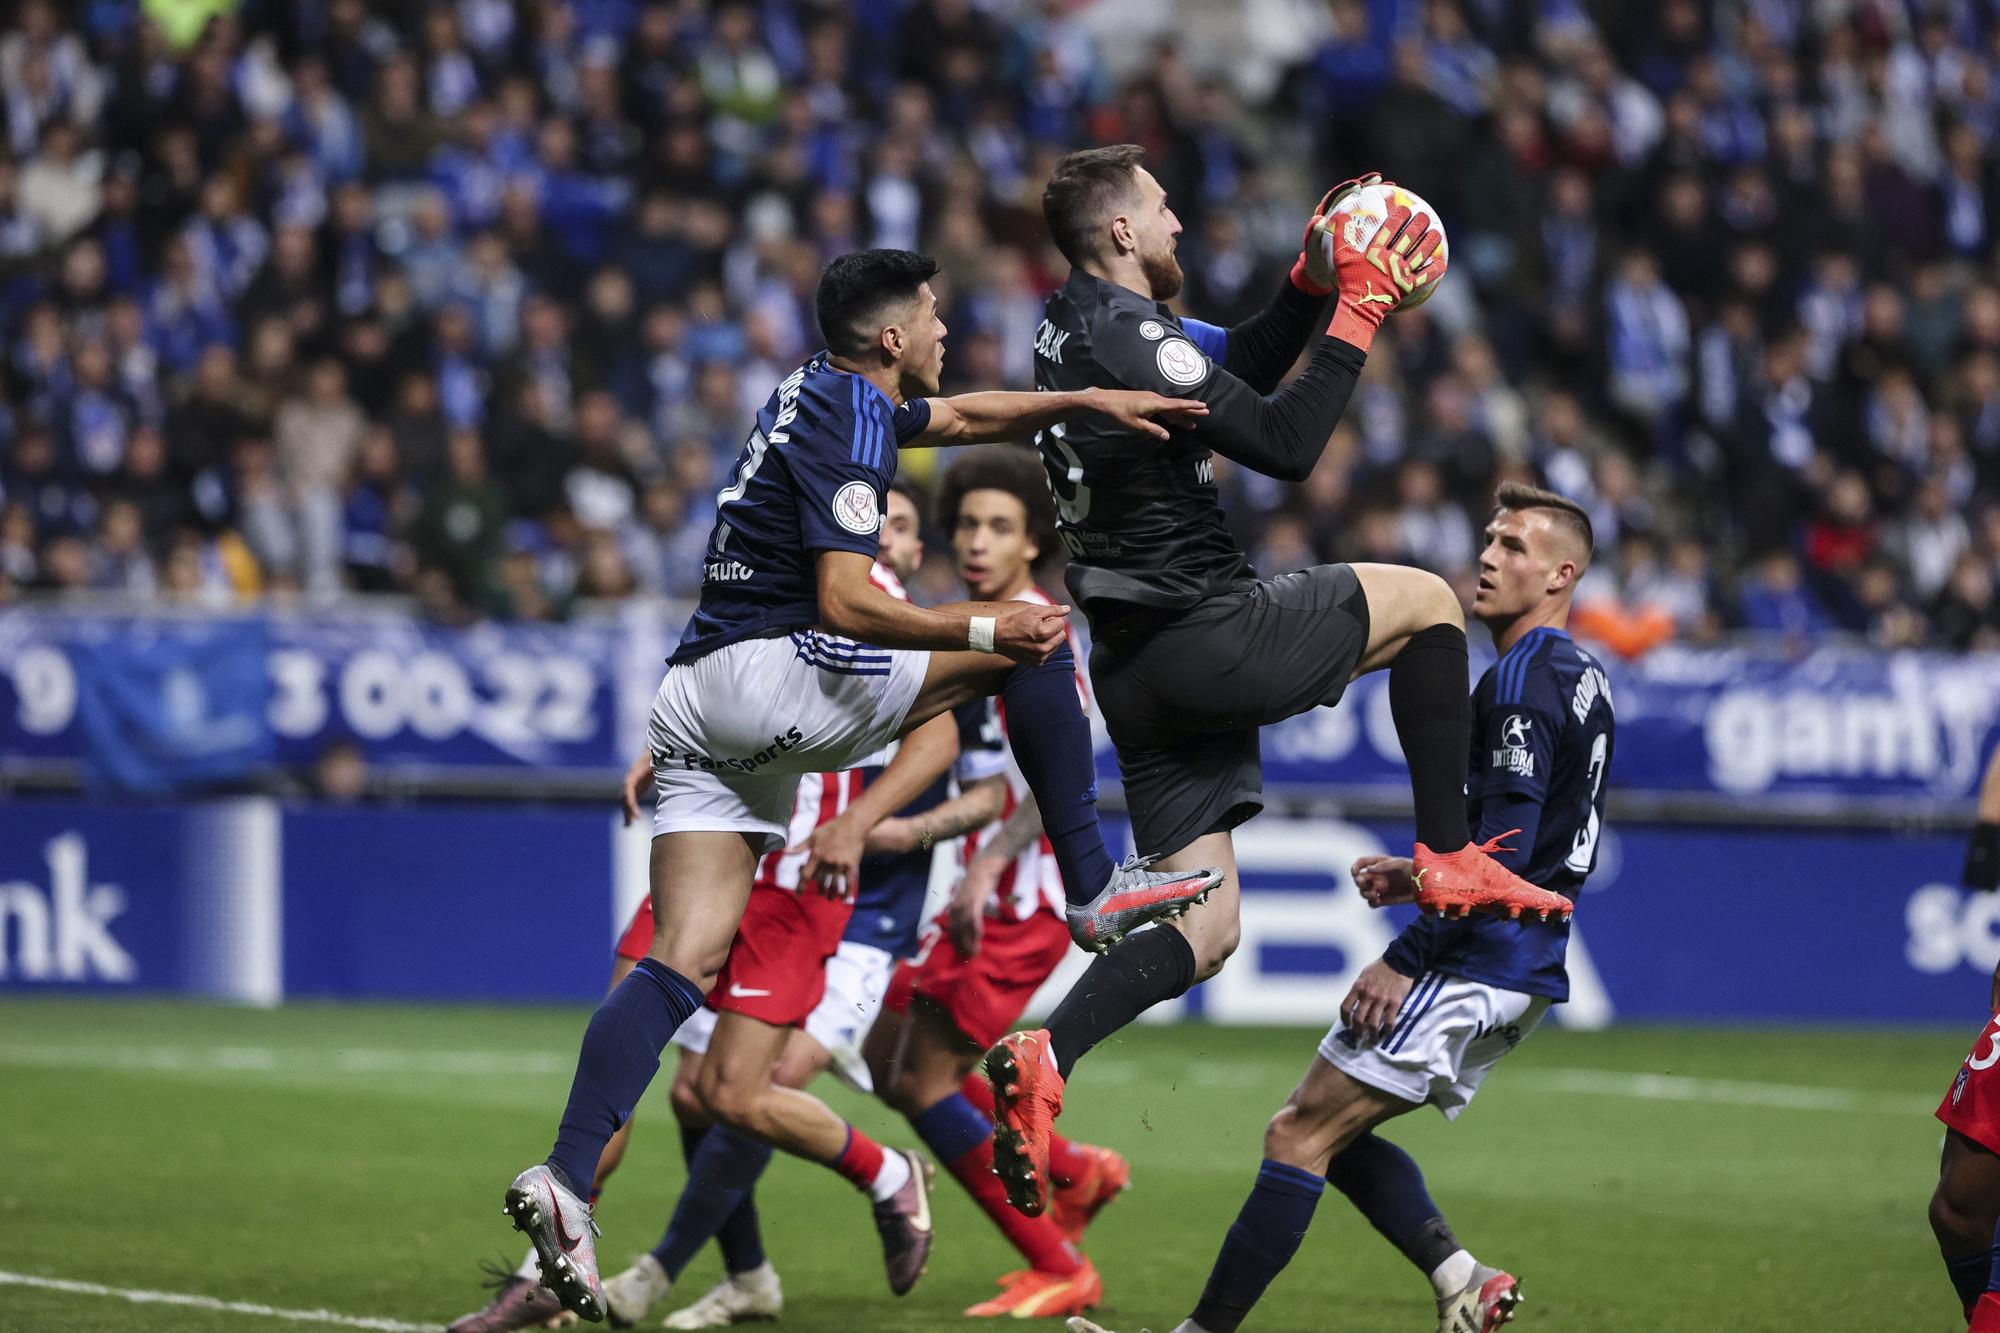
[1044,926,1197,1076]
[1388,623,1471,852]
[1947,1246,1998,1311]
[1326,1133,1459,1276]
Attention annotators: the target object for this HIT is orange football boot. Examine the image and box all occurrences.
[1048,1145,1129,1243]
[1412,832,1573,923]
[984,1028,1063,1217]
[963,1261,1103,1319]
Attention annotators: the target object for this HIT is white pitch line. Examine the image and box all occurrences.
[0,1271,432,1331]
[1517,1066,1937,1115]
[0,1043,1940,1114]
[0,1043,570,1077]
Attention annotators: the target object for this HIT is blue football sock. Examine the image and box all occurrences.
[911,1091,992,1163]
[652,1126,777,1280]
[1188,1159,1325,1333]
[546,958,703,1197]
[1948,1247,1997,1308]
[1325,1132,1460,1274]
[1001,641,1114,904]
[677,1122,769,1276]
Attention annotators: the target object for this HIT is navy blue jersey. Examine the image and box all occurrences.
[669,354,932,665]
[1385,627,1615,1000]
[845,701,1004,957]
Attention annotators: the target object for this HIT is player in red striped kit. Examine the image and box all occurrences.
[863,446,1128,1320]
[1933,751,2000,1331]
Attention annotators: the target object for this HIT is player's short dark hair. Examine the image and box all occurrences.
[1042,144,1148,267]
[887,473,929,520]
[815,249,940,358]
[937,445,1058,568]
[1495,481,1594,566]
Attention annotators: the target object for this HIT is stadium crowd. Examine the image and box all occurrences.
[1,0,1999,656]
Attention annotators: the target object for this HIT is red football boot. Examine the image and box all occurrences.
[1413,833,1573,923]
[1047,1144,1129,1243]
[984,1028,1064,1217]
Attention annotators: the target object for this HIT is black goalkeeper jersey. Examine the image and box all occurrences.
[1033,269,1251,611]
[1031,267,1367,616]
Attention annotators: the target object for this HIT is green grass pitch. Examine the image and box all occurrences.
[0,999,1971,1331]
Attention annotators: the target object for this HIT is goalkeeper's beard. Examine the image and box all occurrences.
[1141,247,1184,302]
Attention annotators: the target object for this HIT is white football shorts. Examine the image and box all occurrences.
[1319,970,1550,1120]
[649,631,929,852]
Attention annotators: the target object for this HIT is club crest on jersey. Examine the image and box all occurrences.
[832,480,881,535]
[1955,1065,1972,1106]
[1139,319,1166,340]
[1156,338,1206,386]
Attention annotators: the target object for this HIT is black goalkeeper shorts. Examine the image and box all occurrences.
[1088,563,1370,859]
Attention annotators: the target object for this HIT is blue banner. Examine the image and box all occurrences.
[1175,815,1983,1027]
[3,796,1989,1025]
[1106,642,2000,806]
[0,799,279,1000]
[70,616,272,793]
[282,803,615,1002]
[6,606,2000,806]
[0,608,626,782]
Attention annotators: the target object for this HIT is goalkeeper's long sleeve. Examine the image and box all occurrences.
[1219,279,1328,394]
[1194,332,1367,483]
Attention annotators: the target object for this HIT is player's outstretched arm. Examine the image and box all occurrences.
[870,773,1008,856]
[815,549,1068,662]
[915,386,1206,446]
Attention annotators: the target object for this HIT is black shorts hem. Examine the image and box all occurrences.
[1128,786,1263,860]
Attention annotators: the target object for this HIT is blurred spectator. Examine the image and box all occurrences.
[0,0,1986,657]
[313,739,369,802]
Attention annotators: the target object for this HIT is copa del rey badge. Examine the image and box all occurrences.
[832,480,881,535]
[1156,338,1206,386]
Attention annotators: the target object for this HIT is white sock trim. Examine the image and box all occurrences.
[1430,1248,1477,1299]
[869,1149,913,1202]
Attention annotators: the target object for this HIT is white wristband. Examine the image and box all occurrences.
[968,616,997,654]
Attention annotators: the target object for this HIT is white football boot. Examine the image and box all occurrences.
[504,1166,606,1322]
[661,1263,784,1327]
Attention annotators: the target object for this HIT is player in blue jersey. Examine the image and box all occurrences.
[597,481,1015,1327]
[1071,483,1614,1333]
[502,248,1226,1322]
[451,483,979,1333]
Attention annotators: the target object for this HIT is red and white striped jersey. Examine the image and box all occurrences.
[754,766,863,891]
[760,560,907,893]
[959,586,1089,922]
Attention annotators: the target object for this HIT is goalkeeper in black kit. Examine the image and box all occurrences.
[984,146,1574,1216]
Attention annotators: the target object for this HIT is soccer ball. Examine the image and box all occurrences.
[1319,181,1449,310]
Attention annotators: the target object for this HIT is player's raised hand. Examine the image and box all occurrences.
[947,855,1003,956]
[1085,387,1207,440]
[1340,958,1415,1045]
[992,603,1070,664]
[1326,187,1444,351]
[794,809,867,901]
[1292,173,1382,296]
[1351,853,1416,907]
[620,750,654,827]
